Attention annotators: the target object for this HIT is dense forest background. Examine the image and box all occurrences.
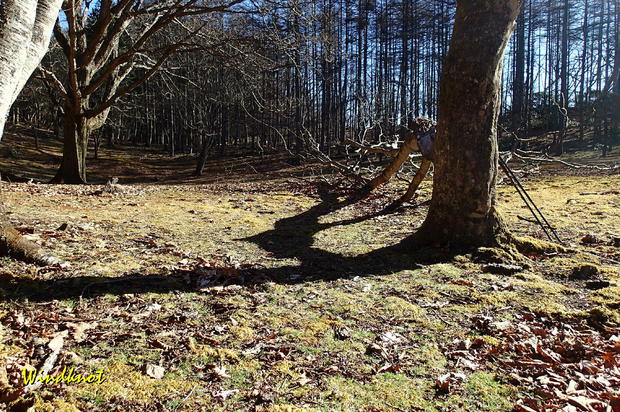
[6,0,620,173]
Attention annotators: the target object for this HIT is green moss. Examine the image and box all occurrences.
[381,296,423,318]
[228,359,261,388]
[64,361,197,406]
[324,373,431,410]
[456,372,515,411]
[2,162,618,411]
[512,236,567,255]
[406,344,447,376]
[228,325,257,344]
[587,306,620,324]
[591,286,620,308]
[474,247,520,263]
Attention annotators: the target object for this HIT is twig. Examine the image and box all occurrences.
[341,139,400,156]
[513,151,618,171]
[517,215,538,224]
[172,385,198,411]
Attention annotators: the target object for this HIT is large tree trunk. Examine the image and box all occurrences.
[51,112,89,184]
[0,0,63,139]
[0,0,62,264]
[413,0,521,248]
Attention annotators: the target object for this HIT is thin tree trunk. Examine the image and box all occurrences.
[579,0,589,142]
[195,136,212,176]
[560,0,570,128]
[512,8,526,133]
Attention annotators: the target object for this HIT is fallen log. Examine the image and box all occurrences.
[0,225,58,265]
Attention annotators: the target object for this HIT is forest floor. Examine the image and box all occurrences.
[1,130,620,411]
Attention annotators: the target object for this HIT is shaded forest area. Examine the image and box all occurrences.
[1,0,620,411]
[4,0,619,184]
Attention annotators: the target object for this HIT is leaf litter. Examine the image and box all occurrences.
[1,171,620,410]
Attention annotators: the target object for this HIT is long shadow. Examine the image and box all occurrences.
[240,182,431,280]
[1,183,452,302]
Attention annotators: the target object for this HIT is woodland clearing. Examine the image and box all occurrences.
[1,131,619,411]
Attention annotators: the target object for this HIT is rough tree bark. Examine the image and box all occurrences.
[0,0,63,264]
[412,0,522,248]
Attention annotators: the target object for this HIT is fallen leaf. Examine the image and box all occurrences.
[66,322,98,343]
[214,389,238,400]
[211,365,230,379]
[380,331,403,344]
[144,364,165,379]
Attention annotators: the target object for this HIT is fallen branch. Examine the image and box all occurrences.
[579,190,620,195]
[365,133,420,190]
[394,159,432,206]
[342,139,400,156]
[23,331,68,394]
[308,145,369,184]
[513,151,618,170]
[0,225,58,265]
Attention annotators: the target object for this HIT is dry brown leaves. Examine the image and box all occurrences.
[447,312,619,411]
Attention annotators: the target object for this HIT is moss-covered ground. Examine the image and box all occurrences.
[1,131,619,411]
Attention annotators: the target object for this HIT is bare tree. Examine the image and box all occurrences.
[47,0,242,183]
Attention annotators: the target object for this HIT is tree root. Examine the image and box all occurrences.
[405,205,568,266]
[474,235,568,265]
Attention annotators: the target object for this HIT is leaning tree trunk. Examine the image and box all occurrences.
[397,159,432,205]
[363,117,435,192]
[413,0,522,247]
[195,136,213,176]
[365,134,420,191]
[0,0,63,264]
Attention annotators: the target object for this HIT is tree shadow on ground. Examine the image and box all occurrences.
[1,183,456,302]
